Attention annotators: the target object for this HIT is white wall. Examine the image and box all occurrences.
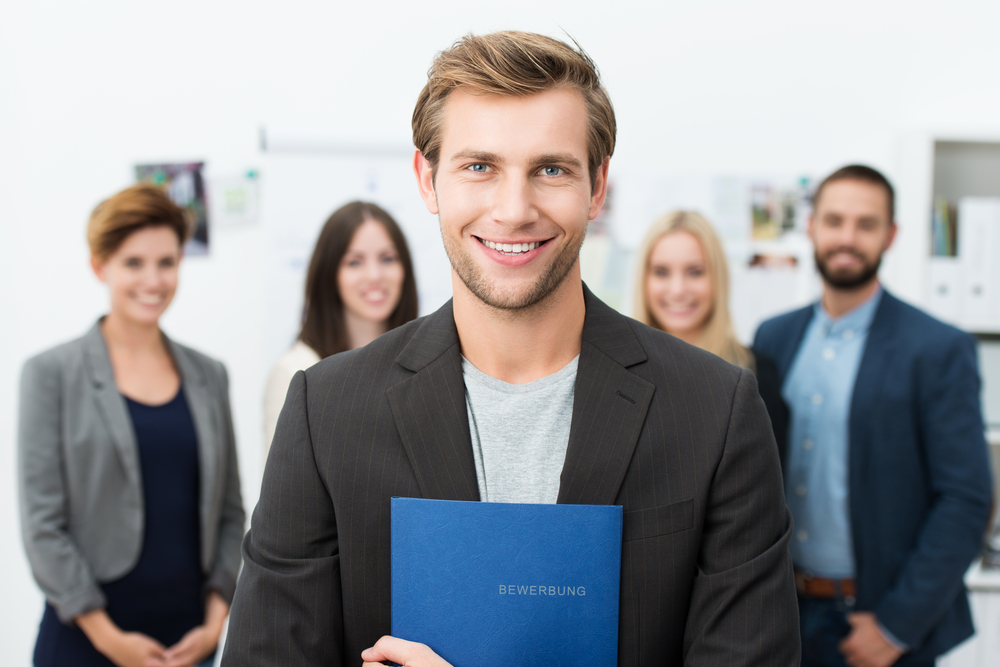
[3,0,1000,663]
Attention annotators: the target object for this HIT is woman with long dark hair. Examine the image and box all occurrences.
[263,201,418,453]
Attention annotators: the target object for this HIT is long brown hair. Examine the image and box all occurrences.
[299,201,418,358]
[634,210,753,370]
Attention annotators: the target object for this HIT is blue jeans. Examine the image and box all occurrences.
[798,595,854,667]
[798,595,933,667]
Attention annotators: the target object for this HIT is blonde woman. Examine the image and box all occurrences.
[635,210,787,456]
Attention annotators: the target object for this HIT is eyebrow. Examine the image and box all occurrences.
[449,150,502,163]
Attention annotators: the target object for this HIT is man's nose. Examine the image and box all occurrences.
[491,174,539,229]
[834,221,861,246]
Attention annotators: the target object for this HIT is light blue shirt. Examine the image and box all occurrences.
[783,288,882,578]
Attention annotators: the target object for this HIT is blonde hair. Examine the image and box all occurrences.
[87,184,191,261]
[412,31,616,189]
[634,210,754,369]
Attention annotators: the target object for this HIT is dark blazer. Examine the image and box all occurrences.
[18,321,246,623]
[224,288,799,666]
[753,290,992,663]
[752,350,788,465]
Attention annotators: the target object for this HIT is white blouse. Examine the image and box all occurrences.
[263,340,321,457]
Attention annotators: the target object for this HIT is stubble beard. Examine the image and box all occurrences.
[442,227,586,312]
[814,248,882,290]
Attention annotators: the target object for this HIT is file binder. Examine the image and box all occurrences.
[391,497,622,667]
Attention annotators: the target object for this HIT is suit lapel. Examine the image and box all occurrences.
[81,321,142,487]
[557,288,654,506]
[387,301,480,502]
[169,338,218,519]
[848,292,898,512]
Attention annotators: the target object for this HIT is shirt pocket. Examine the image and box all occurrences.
[623,498,694,542]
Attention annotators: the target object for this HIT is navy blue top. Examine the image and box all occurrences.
[34,387,205,667]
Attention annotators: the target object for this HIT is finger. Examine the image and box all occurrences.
[166,630,202,657]
[362,635,427,665]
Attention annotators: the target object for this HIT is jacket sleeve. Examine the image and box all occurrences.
[683,368,801,666]
[222,370,343,666]
[18,353,107,622]
[205,363,246,604]
[874,332,992,648]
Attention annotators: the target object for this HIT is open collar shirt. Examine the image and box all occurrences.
[782,287,883,579]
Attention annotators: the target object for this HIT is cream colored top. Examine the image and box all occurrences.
[263,340,321,457]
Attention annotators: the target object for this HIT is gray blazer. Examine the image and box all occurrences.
[224,288,799,666]
[18,321,245,623]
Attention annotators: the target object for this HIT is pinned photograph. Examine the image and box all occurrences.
[135,162,209,255]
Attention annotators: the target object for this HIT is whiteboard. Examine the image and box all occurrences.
[260,134,453,371]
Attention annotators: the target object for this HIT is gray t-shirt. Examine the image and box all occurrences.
[462,355,578,504]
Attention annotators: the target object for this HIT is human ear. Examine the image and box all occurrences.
[413,150,439,215]
[90,255,107,283]
[588,157,611,221]
[884,221,898,252]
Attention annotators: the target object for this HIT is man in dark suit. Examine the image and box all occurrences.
[754,165,992,667]
[223,31,799,667]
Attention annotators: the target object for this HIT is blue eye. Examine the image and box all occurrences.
[381,254,398,264]
[469,164,489,173]
[542,166,563,176]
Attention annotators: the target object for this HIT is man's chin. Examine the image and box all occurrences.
[815,254,881,291]
[821,269,879,290]
[466,281,557,311]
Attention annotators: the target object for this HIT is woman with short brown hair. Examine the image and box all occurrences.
[19,184,244,667]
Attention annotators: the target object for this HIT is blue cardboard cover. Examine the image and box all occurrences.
[391,497,622,667]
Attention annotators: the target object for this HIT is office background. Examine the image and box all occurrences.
[3,1,1000,663]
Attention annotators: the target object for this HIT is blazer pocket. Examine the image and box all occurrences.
[623,499,694,542]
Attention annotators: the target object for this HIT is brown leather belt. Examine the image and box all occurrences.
[794,571,856,599]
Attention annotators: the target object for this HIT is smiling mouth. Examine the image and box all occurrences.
[135,294,165,305]
[475,237,548,255]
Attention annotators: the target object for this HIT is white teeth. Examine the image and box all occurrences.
[479,239,540,254]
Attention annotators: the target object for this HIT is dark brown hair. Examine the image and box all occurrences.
[299,201,418,358]
[812,164,895,222]
[412,31,616,189]
[87,184,192,260]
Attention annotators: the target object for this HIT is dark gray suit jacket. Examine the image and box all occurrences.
[225,289,799,666]
[18,321,246,623]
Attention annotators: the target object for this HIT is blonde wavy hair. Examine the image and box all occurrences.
[634,210,753,369]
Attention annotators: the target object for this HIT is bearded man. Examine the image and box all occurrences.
[754,165,992,667]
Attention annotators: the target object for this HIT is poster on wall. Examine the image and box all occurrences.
[135,162,209,255]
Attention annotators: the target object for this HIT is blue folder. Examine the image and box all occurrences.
[391,497,622,667]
